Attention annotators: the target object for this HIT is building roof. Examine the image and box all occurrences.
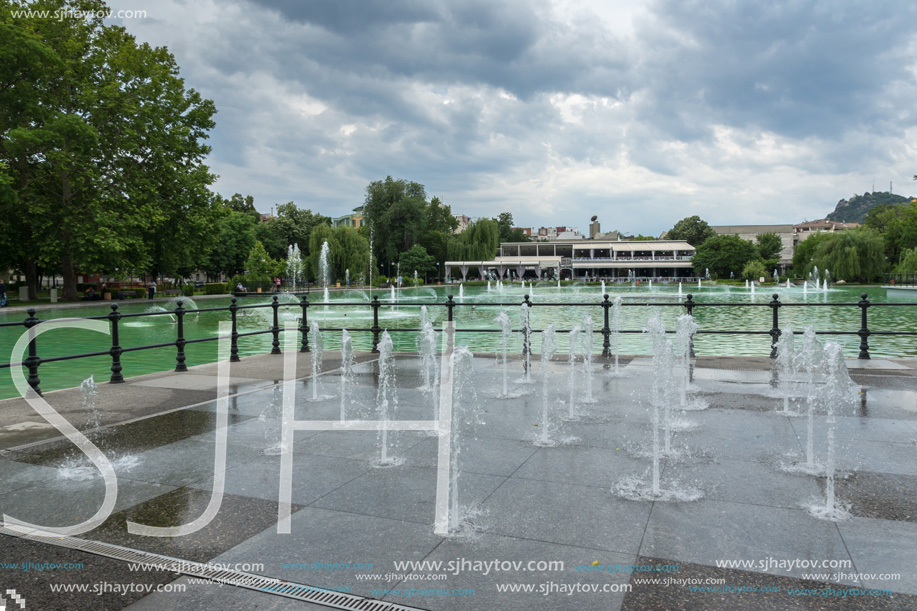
[712,224,795,234]
[794,219,860,230]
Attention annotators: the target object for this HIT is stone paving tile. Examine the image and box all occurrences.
[838,517,917,595]
[311,465,505,526]
[482,477,652,555]
[83,487,303,564]
[622,555,917,610]
[382,533,634,611]
[210,505,443,597]
[0,535,182,611]
[186,452,372,506]
[814,471,917,523]
[640,500,854,582]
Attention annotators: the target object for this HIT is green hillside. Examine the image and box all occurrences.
[827,192,912,223]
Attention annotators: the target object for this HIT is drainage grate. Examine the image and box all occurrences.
[0,526,424,611]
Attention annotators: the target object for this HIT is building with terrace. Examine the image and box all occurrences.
[444,238,696,282]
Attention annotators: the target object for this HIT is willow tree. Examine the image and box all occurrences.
[807,228,886,282]
[446,218,500,261]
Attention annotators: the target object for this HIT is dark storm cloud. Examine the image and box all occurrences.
[636,0,917,141]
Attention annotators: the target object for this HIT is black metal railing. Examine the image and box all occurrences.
[884,272,917,287]
[3,293,916,396]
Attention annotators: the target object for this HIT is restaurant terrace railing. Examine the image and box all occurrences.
[2,293,913,395]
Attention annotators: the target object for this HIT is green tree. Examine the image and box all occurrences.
[896,248,917,273]
[447,218,500,261]
[792,232,831,272]
[245,241,276,281]
[332,225,370,284]
[203,207,257,278]
[398,244,436,281]
[691,235,758,279]
[806,228,886,282]
[742,260,767,281]
[666,216,717,246]
[0,1,217,299]
[756,233,783,262]
[864,200,917,264]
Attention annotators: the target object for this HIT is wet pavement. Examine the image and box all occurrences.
[0,351,916,610]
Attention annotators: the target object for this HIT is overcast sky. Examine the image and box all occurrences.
[108,0,917,235]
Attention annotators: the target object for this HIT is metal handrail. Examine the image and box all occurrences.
[1,292,910,395]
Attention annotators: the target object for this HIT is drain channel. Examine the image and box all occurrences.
[0,526,423,611]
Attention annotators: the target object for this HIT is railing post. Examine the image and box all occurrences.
[175,300,187,372]
[446,294,455,322]
[769,294,781,359]
[24,308,41,395]
[271,295,281,354]
[684,294,696,357]
[371,295,381,353]
[300,294,310,352]
[858,293,871,359]
[109,303,124,383]
[229,297,240,362]
[601,294,611,357]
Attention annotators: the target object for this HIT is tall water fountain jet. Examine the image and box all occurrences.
[697,278,702,289]
[799,326,825,473]
[775,325,796,414]
[417,306,438,393]
[340,329,355,422]
[674,314,701,411]
[81,375,100,429]
[373,331,401,467]
[309,321,324,401]
[581,314,595,404]
[646,314,668,494]
[346,269,350,287]
[443,346,484,535]
[520,303,533,383]
[612,314,702,502]
[601,280,606,297]
[495,311,513,397]
[261,385,285,455]
[287,244,303,292]
[487,280,492,292]
[319,241,331,306]
[565,325,582,420]
[678,282,683,296]
[809,342,853,521]
[611,296,624,374]
[535,324,559,446]
[529,282,534,299]
[459,283,464,299]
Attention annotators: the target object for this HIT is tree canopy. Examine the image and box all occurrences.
[0,0,218,298]
[691,235,758,279]
[805,228,886,282]
[666,216,717,246]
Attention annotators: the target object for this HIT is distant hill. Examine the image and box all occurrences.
[827,192,912,223]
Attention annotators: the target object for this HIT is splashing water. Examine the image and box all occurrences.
[520,303,533,384]
[775,325,796,414]
[340,329,355,422]
[798,326,825,473]
[535,324,558,447]
[309,321,324,401]
[261,385,285,455]
[611,296,624,374]
[674,314,700,411]
[287,244,303,292]
[444,346,485,536]
[373,331,402,467]
[495,311,512,397]
[565,325,582,421]
[581,314,595,404]
[81,375,100,429]
[807,342,854,521]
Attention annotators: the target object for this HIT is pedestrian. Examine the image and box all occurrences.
[148,280,156,300]
[0,278,7,307]
[274,277,281,293]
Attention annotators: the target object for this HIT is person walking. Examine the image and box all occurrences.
[148,280,156,300]
[0,279,6,307]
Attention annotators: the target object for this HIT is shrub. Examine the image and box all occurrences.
[204,282,226,295]
[135,288,147,298]
[181,284,195,297]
